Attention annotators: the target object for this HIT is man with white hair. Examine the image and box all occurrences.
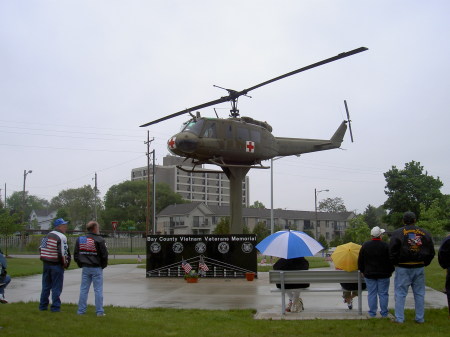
[358,226,394,318]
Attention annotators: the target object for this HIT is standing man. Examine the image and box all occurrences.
[39,218,71,312]
[74,221,108,317]
[358,226,394,317]
[0,248,11,304]
[389,211,435,324]
[438,233,450,319]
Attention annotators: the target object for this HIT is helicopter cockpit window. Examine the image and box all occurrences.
[250,130,261,143]
[226,125,233,139]
[182,119,205,136]
[202,122,216,138]
[237,126,250,140]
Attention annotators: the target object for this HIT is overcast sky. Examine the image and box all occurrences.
[1,1,449,214]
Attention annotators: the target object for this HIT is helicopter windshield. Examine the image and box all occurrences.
[182,119,205,136]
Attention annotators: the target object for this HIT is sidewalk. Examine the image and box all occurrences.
[5,263,448,320]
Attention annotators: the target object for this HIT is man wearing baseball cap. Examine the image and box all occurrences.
[358,226,394,318]
[38,218,71,312]
[389,211,435,324]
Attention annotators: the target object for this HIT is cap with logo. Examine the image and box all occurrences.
[54,218,69,227]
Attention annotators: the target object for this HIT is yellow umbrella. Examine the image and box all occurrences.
[330,242,362,272]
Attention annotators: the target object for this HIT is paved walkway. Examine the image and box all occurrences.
[5,262,448,320]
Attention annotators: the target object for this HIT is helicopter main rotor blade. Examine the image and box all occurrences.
[344,99,354,142]
[140,47,368,127]
[139,96,229,127]
[240,47,368,95]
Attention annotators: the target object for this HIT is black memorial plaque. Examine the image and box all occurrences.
[146,234,257,278]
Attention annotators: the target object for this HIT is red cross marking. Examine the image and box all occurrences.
[246,141,255,153]
[168,137,176,149]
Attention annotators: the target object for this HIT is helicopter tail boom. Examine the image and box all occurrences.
[274,121,347,156]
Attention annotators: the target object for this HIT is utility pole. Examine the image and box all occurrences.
[145,132,154,235]
[22,170,32,227]
[93,172,98,221]
[152,148,156,235]
[314,188,329,239]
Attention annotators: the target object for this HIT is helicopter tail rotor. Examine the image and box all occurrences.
[344,100,354,142]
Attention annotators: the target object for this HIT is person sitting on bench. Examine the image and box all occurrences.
[273,257,310,312]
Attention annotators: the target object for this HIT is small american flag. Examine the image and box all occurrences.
[40,237,58,259]
[198,256,209,272]
[181,260,192,273]
[79,236,97,252]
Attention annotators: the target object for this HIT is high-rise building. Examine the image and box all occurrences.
[131,155,249,207]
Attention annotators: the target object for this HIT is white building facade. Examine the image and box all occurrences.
[131,155,249,207]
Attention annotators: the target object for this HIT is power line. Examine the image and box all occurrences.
[0,143,143,153]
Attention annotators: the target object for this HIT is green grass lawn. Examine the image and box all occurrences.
[0,303,449,337]
[424,257,447,292]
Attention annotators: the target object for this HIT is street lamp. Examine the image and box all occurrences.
[314,188,329,239]
[22,169,32,226]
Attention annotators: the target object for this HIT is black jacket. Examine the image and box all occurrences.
[273,257,310,289]
[389,225,435,268]
[358,238,394,279]
[74,233,108,269]
[438,235,450,269]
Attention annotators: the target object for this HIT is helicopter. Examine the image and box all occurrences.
[140,47,368,233]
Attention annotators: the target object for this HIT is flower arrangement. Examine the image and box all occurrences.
[184,270,199,280]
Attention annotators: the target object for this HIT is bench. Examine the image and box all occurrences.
[269,270,363,315]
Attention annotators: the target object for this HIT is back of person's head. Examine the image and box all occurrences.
[403,211,416,225]
[86,221,99,232]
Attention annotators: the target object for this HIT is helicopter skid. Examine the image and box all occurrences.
[208,157,270,169]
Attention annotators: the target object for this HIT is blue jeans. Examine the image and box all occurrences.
[77,267,104,315]
[39,263,64,312]
[394,267,425,323]
[364,277,390,317]
[0,274,11,296]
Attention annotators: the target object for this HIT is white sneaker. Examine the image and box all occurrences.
[292,298,303,312]
[0,295,8,304]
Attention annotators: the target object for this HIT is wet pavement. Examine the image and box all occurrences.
[5,260,448,320]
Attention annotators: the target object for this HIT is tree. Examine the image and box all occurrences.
[383,161,443,227]
[6,191,50,224]
[0,209,21,255]
[213,217,230,234]
[51,185,99,230]
[363,204,383,229]
[303,230,315,239]
[416,198,449,236]
[317,234,329,250]
[342,215,370,245]
[329,236,343,248]
[252,222,270,244]
[102,181,186,231]
[154,183,186,214]
[250,201,266,209]
[318,197,347,212]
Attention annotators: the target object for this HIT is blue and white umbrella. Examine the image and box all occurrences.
[256,230,324,259]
